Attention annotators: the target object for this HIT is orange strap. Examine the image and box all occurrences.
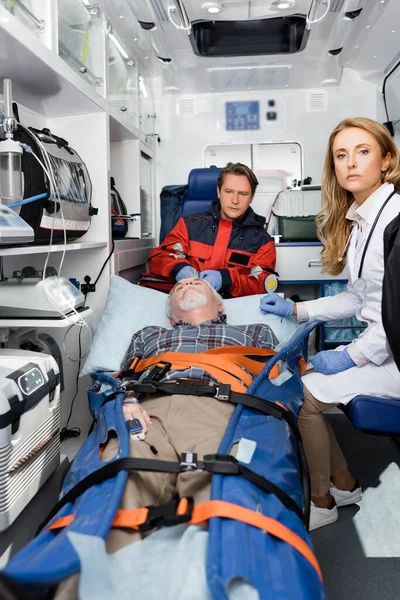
[129,347,280,393]
[48,499,322,582]
[299,358,307,376]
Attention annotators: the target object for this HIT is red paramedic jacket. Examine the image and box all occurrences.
[148,201,277,297]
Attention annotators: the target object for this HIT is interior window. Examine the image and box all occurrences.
[203,141,303,222]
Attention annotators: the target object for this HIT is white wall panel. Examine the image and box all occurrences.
[154,70,378,202]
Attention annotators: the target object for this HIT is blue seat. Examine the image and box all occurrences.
[182,167,221,217]
[342,395,400,435]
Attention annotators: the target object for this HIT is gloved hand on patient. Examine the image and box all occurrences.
[176,265,198,281]
[200,270,222,291]
[309,348,356,375]
[260,293,294,317]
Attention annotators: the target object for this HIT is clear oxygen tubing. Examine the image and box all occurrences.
[16,125,92,358]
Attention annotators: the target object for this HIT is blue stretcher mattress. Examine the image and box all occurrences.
[3,321,327,600]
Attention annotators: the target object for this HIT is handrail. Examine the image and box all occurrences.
[58,41,103,87]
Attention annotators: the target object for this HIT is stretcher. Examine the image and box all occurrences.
[1,320,327,599]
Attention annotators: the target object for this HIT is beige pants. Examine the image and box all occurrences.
[55,394,235,599]
[298,386,348,498]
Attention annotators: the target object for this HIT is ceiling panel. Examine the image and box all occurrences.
[208,65,292,91]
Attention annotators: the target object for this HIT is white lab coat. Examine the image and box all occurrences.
[301,182,400,405]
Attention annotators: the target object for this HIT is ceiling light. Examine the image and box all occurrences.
[202,2,224,14]
[207,64,292,72]
[321,78,338,85]
[109,33,129,59]
[139,75,148,99]
[271,0,296,9]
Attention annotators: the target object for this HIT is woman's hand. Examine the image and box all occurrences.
[122,403,153,434]
[260,293,294,317]
[309,348,356,375]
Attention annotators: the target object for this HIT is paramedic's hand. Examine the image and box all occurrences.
[176,265,198,281]
[260,293,294,317]
[200,270,222,291]
[309,348,356,376]
[122,403,153,434]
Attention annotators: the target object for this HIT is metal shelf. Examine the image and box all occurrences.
[0,241,107,257]
[0,307,93,329]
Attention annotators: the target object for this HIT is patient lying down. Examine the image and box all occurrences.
[55,278,277,599]
[120,277,278,429]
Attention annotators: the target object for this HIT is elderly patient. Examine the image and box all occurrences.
[121,277,277,430]
[56,277,277,598]
[116,278,276,536]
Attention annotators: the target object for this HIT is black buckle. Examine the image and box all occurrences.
[139,497,194,532]
[215,383,230,401]
[179,451,198,472]
[142,361,172,383]
[203,454,239,474]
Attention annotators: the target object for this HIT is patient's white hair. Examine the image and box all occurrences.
[166,279,224,319]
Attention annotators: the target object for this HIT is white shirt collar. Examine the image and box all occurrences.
[345,182,393,225]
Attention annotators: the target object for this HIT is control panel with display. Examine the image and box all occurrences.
[226,101,260,131]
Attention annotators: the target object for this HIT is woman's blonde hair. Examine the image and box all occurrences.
[317,117,400,275]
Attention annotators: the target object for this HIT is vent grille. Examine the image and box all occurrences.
[208,66,291,92]
[0,436,60,511]
[306,91,328,112]
[330,0,346,12]
[177,97,195,116]
[147,0,169,23]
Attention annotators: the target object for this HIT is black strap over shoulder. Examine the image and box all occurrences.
[114,378,300,441]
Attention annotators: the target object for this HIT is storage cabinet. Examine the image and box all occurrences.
[276,243,347,282]
[0,0,45,37]
[0,0,157,439]
[58,0,106,92]
[108,40,138,128]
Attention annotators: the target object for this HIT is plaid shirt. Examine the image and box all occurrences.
[120,313,278,384]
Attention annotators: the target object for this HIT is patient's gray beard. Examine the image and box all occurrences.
[178,289,208,312]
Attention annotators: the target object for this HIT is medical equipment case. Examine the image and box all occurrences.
[12,107,97,243]
[0,349,61,531]
[276,214,318,241]
[272,187,321,242]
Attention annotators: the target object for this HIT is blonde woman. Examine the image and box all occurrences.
[260,118,400,530]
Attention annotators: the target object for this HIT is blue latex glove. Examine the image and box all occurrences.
[259,293,294,317]
[199,270,222,291]
[175,265,198,282]
[309,348,356,375]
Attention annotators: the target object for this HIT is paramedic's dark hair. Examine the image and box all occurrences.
[217,163,259,198]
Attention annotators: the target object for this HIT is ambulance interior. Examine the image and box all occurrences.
[0,0,399,598]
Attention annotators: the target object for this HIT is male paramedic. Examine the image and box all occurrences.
[55,277,278,598]
[146,162,277,297]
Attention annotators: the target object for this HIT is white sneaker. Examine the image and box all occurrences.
[309,500,338,531]
[330,481,362,507]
